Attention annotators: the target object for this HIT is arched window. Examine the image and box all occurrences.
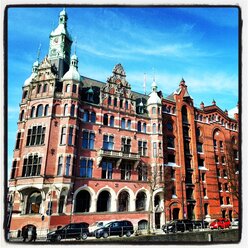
[152,123,156,134]
[83,110,89,122]
[44,104,49,116]
[103,114,108,125]
[66,84,70,92]
[31,106,35,118]
[36,104,43,117]
[121,118,126,129]
[143,123,147,133]
[138,220,148,230]
[118,191,130,212]
[70,104,75,117]
[97,191,111,212]
[75,190,91,213]
[136,192,147,211]
[91,112,96,123]
[120,99,123,108]
[152,107,156,114]
[110,116,115,127]
[127,120,131,130]
[43,84,48,93]
[137,121,142,132]
[19,110,24,121]
[58,195,65,214]
[64,104,68,116]
[26,191,42,214]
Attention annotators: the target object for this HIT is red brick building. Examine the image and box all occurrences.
[8,9,239,237]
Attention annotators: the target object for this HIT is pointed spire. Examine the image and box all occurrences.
[36,43,41,62]
[180,77,185,86]
[212,99,216,105]
[200,101,204,109]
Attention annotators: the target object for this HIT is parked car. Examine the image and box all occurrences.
[162,219,194,233]
[231,218,239,227]
[89,220,115,235]
[193,220,209,229]
[94,220,134,238]
[209,218,231,230]
[47,222,89,242]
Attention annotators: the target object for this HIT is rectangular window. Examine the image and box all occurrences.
[167,136,174,148]
[220,141,223,149]
[226,197,230,205]
[138,141,147,156]
[202,173,205,181]
[57,156,63,176]
[102,161,113,179]
[218,183,222,191]
[203,188,207,197]
[168,154,175,163]
[80,159,93,178]
[11,161,17,179]
[22,155,41,177]
[217,168,221,177]
[103,135,114,150]
[198,158,204,167]
[26,126,46,146]
[213,139,217,148]
[15,132,21,149]
[138,165,147,181]
[121,138,131,153]
[215,155,219,163]
[60,127,66,145]
[184,141,190,154]
[221,156,225,164]
[220,196,223,205]
[65,156,71,176]
[171,168,175,179]
[68,127,73,145]
[153,142,157,158]
[197,142,203,153]
[120,163,131,180]
[82,131,95,149]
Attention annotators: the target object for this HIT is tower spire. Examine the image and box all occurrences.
[37,43,41,62]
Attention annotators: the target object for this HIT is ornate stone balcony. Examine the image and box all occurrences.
[97,149,140,167]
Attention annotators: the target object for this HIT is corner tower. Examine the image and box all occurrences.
[48,8,73,79]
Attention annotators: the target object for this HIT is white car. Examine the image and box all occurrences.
[89,220,115,234]
[232,218,239,226]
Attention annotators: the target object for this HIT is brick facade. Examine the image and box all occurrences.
[8,9,239,237]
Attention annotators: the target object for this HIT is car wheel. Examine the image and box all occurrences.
[126,231,131,237]
[82,233,88,240]
[103,232,109,238]
[56,235,62,242]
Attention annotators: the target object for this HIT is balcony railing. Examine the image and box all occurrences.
[98,149,140,160]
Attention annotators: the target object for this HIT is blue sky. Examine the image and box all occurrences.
[7,7,239,176]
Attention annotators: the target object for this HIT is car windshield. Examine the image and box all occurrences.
[104,222,113,227]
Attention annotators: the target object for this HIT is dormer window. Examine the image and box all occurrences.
[152,107,156,114]
[86,88,94,102]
